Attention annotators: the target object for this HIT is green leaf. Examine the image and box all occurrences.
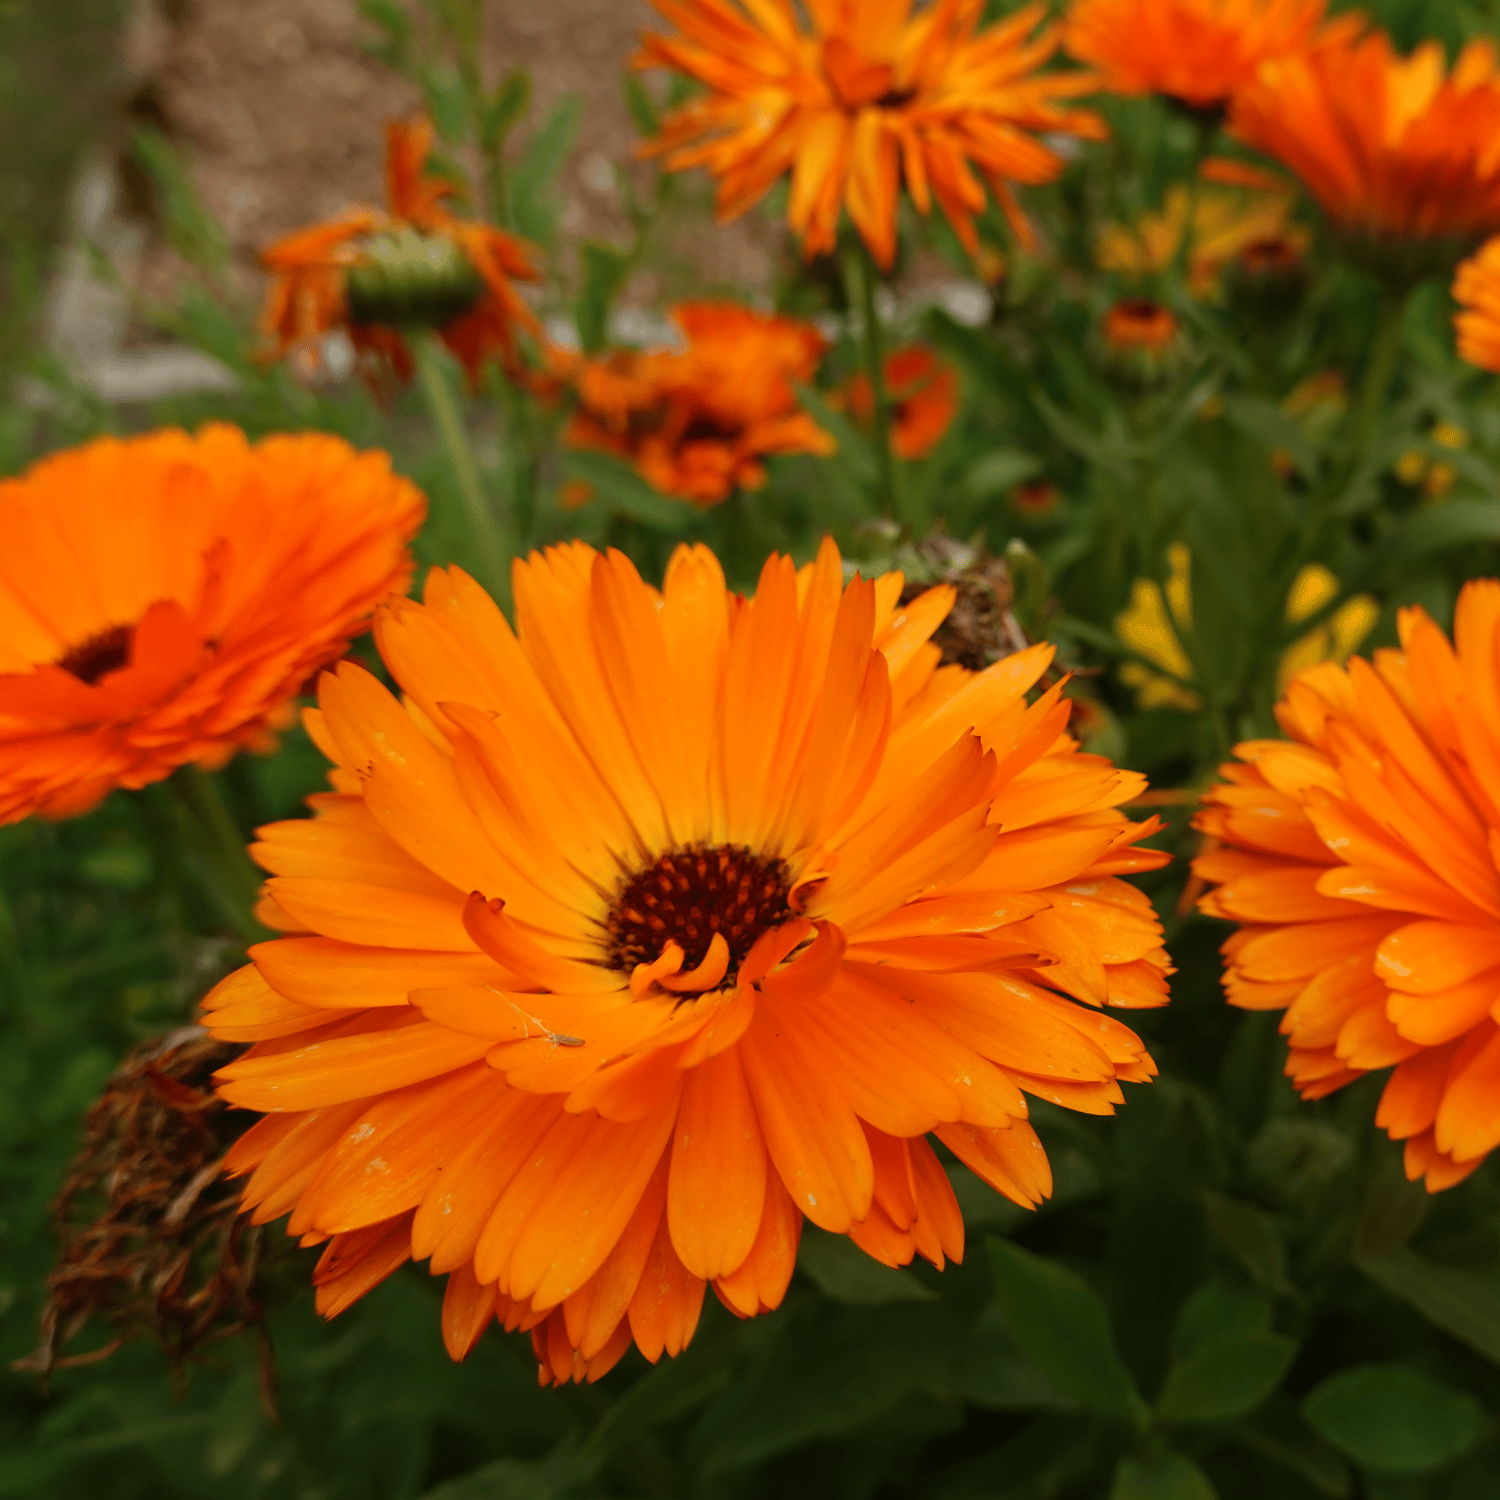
[1359,500,1500,585]
[623,74,660,138]
[986,1237,1148,1427]
[792,382,869,480]
[1200,1191,1291,1295]
[1157,1330,1297,1423]
[130,128,228,271]
[586,1321,736,1457]
[420,65,469,145]
[962,447,1042,499]
[1357,1247,1500,1368]
[1111,1450,1219,1500]
[1302,1364,1485,1475]
[1170,1280,1272,1359]
[419,1450,594,1500]
[798,1228,939,1305]
[512,96,584,244]
[561,450,695,531]
[1222,394,1318,479]
[575,242,631,354]
[483,69,532,148]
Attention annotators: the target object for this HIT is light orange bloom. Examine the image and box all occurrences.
[206,538,1172,1385]
[636,0,1105,268]
[1454,237,1500,373]
[0,427,424,825]
[259,117,539,393]
[1097,183,1307,298]
[1065,0,1339,110]
[1194,582,1500,1191]
[564,303,835,507]
[843,346,959,459]
[1231,33,1500,245]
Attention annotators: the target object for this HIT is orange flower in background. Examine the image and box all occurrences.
[259,117,539,392]
[0,427,425,825]
[1195,582,1500,1191]
[564,302,835,506]
[1103,299,1179,352]
[1065,0,1340,110]
[842,346,959,458]
[636,0,1105,268]
[1454,237,1500,373]
[1231,33,1500,247]
[206,538,1172,1386]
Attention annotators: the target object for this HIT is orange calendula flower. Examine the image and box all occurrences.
[206,538,1172,1385]
[259,117,539,392]
[564,303,835,507]
[636,0,1105,268]
[0,426,425,825]
[1194,582,1500,1191]
[1454,237,1500,373]
[842,346,959,459]
[1103,299,1180,353]
[1064,0,1339,111]
[1231,33,1500,254]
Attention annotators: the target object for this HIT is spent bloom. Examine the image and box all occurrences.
[1195,582,1500,1190]
[636,0,1105,267]
[259,117,539,393]
[0,426,423,824]
[207,538,1171,1385]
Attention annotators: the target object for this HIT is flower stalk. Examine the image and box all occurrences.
[844,242,902,525]
[167,767,266,946]
[414,331,513,609]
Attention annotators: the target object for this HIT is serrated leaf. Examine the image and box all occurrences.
[561,450,694,531]
[1111,1450,1219,1500]
[798,1228,939,1305]
[986,1238,1148,1427]
[1157,1330,1297,1423]
[1302,1364,1485,1475]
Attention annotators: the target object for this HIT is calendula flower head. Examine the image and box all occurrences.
[1194,581,1500,1191]
[1097,182,1307,299]
[1454,237,1500,374]
[1222,231,1309,320]
[841,346,959,459]
[563,302,835,507]
[1096,299,1189,387]
[636,0,1106,269]
[1064,0,1342,113]
[259,117,540,394]
[207,538,1172,1386]
[0,426,424,825]
[1231,32,1500,282]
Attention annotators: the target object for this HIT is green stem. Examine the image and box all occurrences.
[844,242,901,524]
[169,767,266,945]
[414,331,512,608]
[1344,286,1408,482]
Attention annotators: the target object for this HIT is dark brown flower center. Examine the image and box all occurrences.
[55,624,132,685]
[604,844,793,976]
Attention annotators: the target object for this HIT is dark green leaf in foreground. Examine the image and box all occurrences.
[1357,1247,1500,1368]
[1302,1364,1486,1475]
[1156,1329,1298,1423]
[1111,1449,1219,1500]
[986,1238,1148,1427]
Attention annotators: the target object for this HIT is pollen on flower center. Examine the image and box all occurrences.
[55,624,133,685]
[604,844,793,978]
